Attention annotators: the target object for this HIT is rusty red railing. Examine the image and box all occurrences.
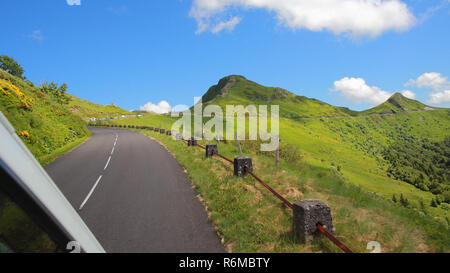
[316,223,353,253]
[189,139,352,253]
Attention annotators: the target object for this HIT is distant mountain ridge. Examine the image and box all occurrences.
[68,94,131,122]
[201,75,439,118]
[361,92,436,115]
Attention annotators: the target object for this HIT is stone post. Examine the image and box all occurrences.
[293,200,334,243]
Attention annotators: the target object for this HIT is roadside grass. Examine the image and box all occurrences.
[39,134,90,165]
[0,71,94,253]
[108,124,449,253]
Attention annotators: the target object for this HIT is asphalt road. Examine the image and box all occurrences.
[45,127,225,253]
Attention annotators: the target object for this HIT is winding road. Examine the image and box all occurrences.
[44,127,224,253]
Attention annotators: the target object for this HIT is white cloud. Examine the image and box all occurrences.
[189,0,416,37]
[401,90,416,99]
[406,72,449,91]
[66,0,81,6]
[140,100,173,114]
[406,72,450,105]
[428,90,450,105]
[332,77,392,105]
[211,17,242,33]
[29,30,43,41]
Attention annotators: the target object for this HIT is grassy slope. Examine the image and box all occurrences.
[0,71,90,164]
[0,70,93,252]
[361,92,434,115]
[200,75,450,219]
[68,94,131,121]
[95,74,449,252]
[202,75,356,119]
[99,122,449,252]
[280,111,449,218]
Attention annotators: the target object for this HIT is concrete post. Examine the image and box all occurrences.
[206,144,218,158]
[188,138,197,146]
[293,200,334,243]
[234,157,253,177]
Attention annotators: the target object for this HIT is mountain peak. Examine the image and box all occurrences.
[386,92,409,108]
[202,75,247,103]
[200,75,438,118]
[363,92,429,115]
[389,92,407,102]
[390,92,404,98]
[199,75,360,118]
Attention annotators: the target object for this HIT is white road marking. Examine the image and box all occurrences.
[79,175,103,210]
[79,133,119,211]
[104,156,112,170]
[112,134,118,154]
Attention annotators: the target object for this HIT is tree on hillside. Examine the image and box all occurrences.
[400,194,409,207]
[41,81,70,105]
[383,136,450,203]
[392,194,397,203]
[0,55,25,79]
[431,198,437,207]
[419,200,428,214]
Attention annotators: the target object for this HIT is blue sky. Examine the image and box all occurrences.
[1,0,449,112]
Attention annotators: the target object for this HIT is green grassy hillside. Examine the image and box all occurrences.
[99,110,449,217]
[361,92,435,115]
[200,76,450,212]
[0,70,90,164]
[202,75,357,119]
[98,75,449,252]
[68,94,131,121]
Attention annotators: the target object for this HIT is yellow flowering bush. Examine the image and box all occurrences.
[0,78,24,97]
[0,78,33,109]
[18,131,30,138]
[15,89,25,98]
[21,97,34,110]
[0,78,20,93]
